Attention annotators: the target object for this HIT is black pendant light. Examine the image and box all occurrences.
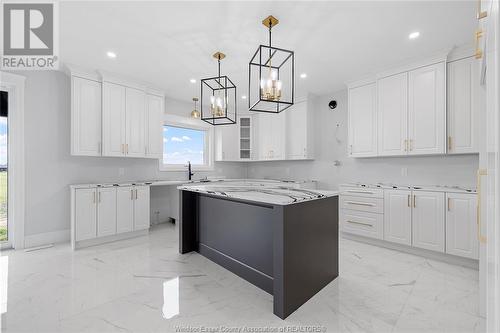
[248,15,294,113]
[200,52,237,125]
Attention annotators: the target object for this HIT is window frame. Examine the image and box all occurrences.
[159,114,214,172]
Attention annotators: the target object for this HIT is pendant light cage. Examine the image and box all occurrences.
[201,52,237,125]
[248,15,295,113]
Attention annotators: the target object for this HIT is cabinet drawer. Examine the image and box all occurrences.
[339,186,383,198]
[340,209,383,240]
[340,195,384,213]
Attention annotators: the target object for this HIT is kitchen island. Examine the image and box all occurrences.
[178,181,339,319]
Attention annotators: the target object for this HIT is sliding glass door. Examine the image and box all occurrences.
[0,90,8,247]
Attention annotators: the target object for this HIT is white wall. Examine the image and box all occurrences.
[21,71,245,240]
[247,90,479,190]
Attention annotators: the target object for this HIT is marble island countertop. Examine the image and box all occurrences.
[178,182,338,205]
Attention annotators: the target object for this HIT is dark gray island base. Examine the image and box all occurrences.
[179,188,339,319]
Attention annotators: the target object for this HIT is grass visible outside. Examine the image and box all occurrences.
[0,171,6,242]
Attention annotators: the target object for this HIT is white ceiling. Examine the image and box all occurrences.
[60,1,477,108]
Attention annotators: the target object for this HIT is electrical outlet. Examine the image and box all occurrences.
[118,168,125,176]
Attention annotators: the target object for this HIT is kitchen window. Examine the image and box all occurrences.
[160,116,214,171]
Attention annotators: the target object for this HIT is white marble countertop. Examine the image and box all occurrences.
[178,182,338,205]
[70,178,318,190]
[340,182,476,194]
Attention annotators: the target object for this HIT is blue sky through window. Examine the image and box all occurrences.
[163,125,205,165]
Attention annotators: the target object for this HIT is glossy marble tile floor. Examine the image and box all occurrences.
[1,224,484,332]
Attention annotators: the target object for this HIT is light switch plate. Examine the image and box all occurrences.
[401,167,408,177]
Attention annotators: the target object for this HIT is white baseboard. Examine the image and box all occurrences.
[74,229,148,250]
[24,229,70,248]
[341,232,479,270]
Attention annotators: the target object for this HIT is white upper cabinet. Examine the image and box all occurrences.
[348,83,377,157]
[445,193,478,259]
[408,62,446,155]
[102,82,127,157]
[286,100,314,159]
[255,112,286,160]
[146,94,164,159]
[377,73,408,156]
[384,189,412,245]
[215,124,239,161]
[447,57,480,154]
[412,191,445,252]
[71,77,102,156]
[70,68,164,159]
[125,87,146,157]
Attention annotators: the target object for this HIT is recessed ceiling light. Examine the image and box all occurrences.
[106,51,117,59]
[241,95,247,99]
[189,79,196,84]
[300,73,307,79]
[408,31,420,40]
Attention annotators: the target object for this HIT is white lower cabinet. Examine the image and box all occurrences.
[411,191,445,252]
[96,187,117,237]
[445,193,478,259]
[72,185,150,249]
[75,188,97,242]
[116,186,135,233]
[384,189,412,245]
[134,186,150,230]
[339,186,384,240]
[340,209,383,240]
[342,186,476,260]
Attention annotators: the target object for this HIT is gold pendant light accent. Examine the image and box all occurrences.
[190,97,200,119]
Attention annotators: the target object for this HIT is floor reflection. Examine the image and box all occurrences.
[162,277,179,319]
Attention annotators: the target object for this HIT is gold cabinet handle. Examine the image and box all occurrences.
[448,136,452,151]
[413,194,416,208]
[346,190,374,195]
[477,169,487,243]
[475,30,484,59]
[345,201,376,207]
[346,220,373,227]
[404,139,408,152]
[126,144,129,154]
[135,189,138,200]
[410,139,414,151]
[98,191,101,203]
[131,189,134,200]
[407,194,410,207]
[447,197,451,211]
[477,0,487,19]
[93,191,96,204]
